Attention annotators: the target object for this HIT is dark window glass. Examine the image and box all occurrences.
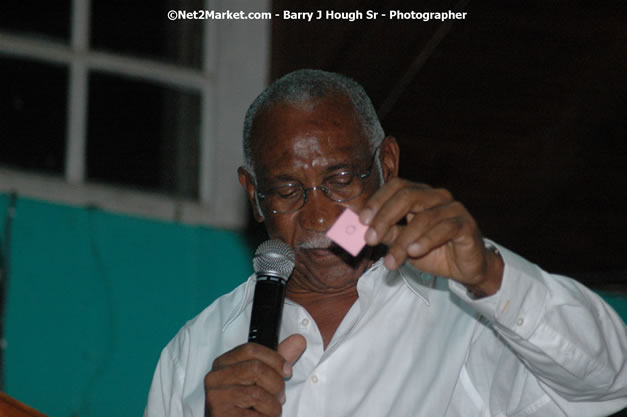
[0,57,67,175]
[0,1,71,41]
[87,72,200,198]
[90,0,204,68]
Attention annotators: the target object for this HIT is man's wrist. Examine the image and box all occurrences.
[466,245,504,298]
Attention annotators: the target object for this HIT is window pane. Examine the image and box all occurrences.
[90,0,204,68]
[0,1,70,41]
[0,57,67,175]
[87,72,201,198]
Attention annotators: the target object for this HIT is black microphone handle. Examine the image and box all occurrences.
[248,276,287,350]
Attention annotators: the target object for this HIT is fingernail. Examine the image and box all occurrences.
[282,362,292,378]
[384,254,397,270]
[408,243,421,256]
[365,228,377,245]
[360,208,374,225]
[280,392,286,404]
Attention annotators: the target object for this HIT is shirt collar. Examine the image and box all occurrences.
[222,274,256,331]
[398,262,435,305]
[358,259,434,306]
[222,260,435,331]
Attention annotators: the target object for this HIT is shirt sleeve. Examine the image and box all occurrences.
[144,336,186,417]
[449,241,627,416]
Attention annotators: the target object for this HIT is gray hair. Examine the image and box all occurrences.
[242,69,385,175]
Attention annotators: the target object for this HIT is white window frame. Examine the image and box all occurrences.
[0,0,270,229]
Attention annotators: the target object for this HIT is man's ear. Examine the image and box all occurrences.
[380,136,400,182]
[238,166,265,222]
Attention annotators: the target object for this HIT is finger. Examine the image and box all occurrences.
[206,385,282,417]
[359,178,427,225]
[213,342,288,377]
[377,223,403,248]
[361,180,453,226]
[387,217,467,270]
[209,343,290,405]
[364,187,453,246]
[205,396,266,417]
[386,201,468,262]
[403,214,482,267]
[278,334,307,377]
[206,359,286,399]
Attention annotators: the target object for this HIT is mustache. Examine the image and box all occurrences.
[297,235,334,250]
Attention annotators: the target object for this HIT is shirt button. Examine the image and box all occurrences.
[311,375,319,384]
[517,317,525,326]
[300,318,310,327]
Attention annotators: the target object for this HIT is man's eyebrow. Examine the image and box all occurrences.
[326,162,353,172]
[261,174,299,184]
[326,162,356,173]
[260,160,360,183]
[274,174,299,181]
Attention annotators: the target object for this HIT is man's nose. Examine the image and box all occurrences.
[298,188,342,232]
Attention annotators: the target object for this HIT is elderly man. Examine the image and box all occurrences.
[145,69,627,417]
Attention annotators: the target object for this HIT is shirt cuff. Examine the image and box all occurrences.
[448,240,550,339]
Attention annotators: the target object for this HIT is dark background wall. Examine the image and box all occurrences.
[269,0,627,289]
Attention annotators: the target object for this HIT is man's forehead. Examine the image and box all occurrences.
[256,137,366,176]
[252,96,368,164]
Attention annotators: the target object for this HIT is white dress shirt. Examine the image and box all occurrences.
[144,243,627,417]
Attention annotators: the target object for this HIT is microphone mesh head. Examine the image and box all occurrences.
[253,239,295,279]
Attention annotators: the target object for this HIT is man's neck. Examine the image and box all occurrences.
[286,285,359,349]
[285,249,383,348]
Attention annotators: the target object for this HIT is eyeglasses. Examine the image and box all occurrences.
[257,147,380,215]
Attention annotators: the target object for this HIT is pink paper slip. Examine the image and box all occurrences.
[326,208,369,256]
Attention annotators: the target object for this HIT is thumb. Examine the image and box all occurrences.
[278,334,306,377]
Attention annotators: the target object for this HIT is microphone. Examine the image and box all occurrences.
[248,239,295,349]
